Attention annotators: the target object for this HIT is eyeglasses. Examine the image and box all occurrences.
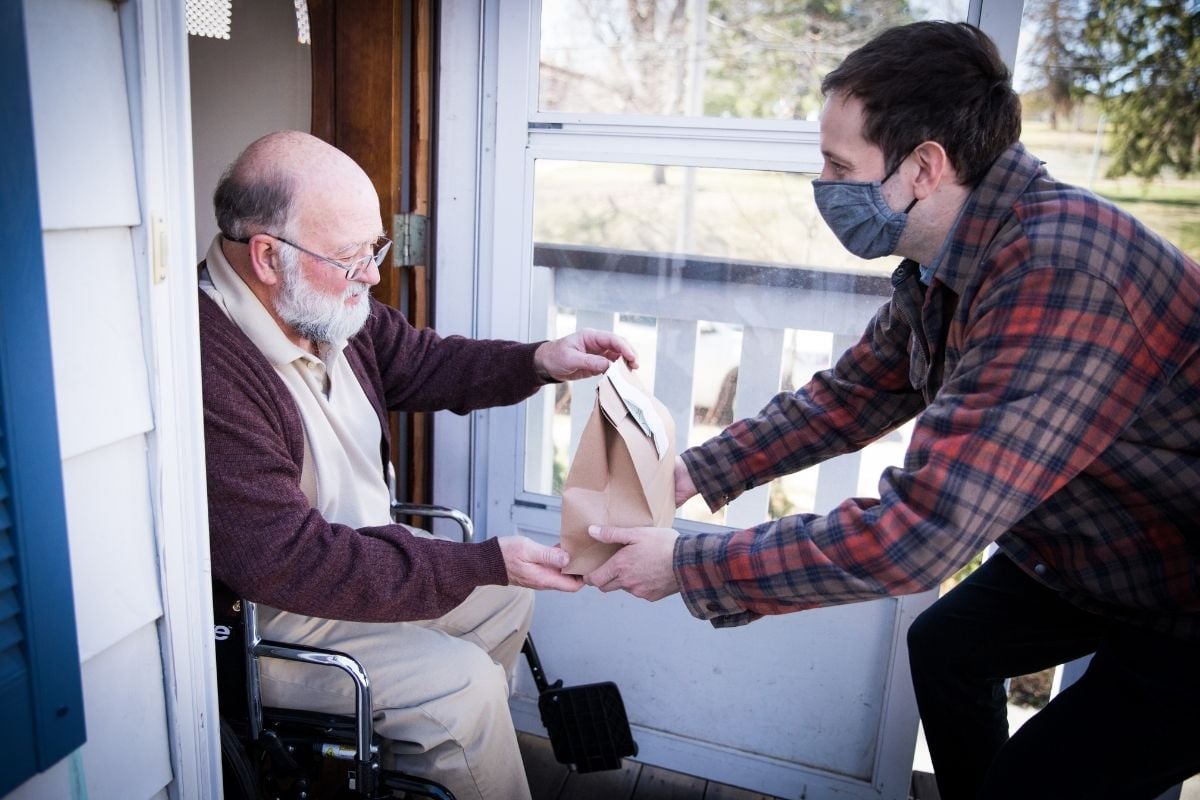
[233,233,391,280]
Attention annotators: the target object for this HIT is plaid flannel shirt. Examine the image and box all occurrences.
[676,143,1200,640]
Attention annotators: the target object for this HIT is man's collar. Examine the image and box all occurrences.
[202,235,315,367]
[925,142,1044,294]
[919,201,971,285]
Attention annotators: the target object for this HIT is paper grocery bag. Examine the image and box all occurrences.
[560,360,676,575]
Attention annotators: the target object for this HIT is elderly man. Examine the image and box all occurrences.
[200,130,635,800]
[585,21,1200,800]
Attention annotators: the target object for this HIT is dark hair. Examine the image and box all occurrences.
[213,166,295,241]
[821,21,1021,186]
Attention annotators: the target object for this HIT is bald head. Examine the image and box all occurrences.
[213,131,379,244]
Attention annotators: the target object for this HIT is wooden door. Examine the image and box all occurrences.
[308,0,435,506]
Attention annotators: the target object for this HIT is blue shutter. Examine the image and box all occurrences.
[0,409,38,794]
[0,0,87,793]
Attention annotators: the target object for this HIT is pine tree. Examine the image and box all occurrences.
[1077,0,1200,179]
[1022,0,1089,130]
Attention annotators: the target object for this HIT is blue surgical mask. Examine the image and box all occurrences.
[813,158,918,260]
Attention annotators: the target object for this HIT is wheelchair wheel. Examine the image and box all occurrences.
[220,718,260,800]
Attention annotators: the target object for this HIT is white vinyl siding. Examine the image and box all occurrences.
[6,0,198,797]
[43,228,155,460]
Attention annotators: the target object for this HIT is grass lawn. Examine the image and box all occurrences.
[533,122,1198,267]
[1021,120,1199,260]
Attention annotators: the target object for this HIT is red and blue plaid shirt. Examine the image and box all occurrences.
[676,143,1200,640]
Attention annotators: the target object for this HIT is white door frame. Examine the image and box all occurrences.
[118,2,220,796]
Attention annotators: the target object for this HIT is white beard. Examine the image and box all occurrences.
[275,248,371,344]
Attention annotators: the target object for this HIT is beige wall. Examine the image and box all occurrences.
[189,0,312,261]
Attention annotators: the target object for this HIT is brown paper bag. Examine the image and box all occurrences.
[560,360,676,575]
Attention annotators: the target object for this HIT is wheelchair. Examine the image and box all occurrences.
[214,498,638,798]
[214,502,474,800]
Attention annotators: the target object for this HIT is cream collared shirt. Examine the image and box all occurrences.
[201,236,392,530]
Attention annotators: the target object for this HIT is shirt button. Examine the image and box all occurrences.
[1034,563,1048,576]
[706,601,722,613]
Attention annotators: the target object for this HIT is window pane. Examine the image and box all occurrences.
[523,158,910,525]
[539,0,971,119]
[532,160,894,275]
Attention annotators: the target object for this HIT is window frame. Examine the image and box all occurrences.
[436,0,1026,522]
[489,0,1012,520]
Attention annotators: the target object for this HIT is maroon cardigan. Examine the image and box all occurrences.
[199,290,544,622]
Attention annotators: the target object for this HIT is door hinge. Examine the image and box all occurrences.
[393,213,429,267]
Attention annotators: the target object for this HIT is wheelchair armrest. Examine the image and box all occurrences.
[243,602,374,767]
[390,502,474,543]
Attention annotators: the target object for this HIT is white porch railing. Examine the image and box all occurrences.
[525,242,895,522]
[511,244,929,799]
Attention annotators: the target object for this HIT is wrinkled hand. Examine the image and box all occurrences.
[674,456,697,507]
[533,329,639,382]
[497,536,584,592]
[583,525,680,601]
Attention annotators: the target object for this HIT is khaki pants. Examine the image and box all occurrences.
[257,584,534,800]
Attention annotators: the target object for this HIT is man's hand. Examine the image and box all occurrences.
[674,455,698,507]
[583,525,680,601]
[497,536,584,592]
[533,329,639,382]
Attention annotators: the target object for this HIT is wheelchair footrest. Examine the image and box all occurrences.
[537,681,638,773]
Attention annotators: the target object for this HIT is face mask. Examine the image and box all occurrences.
[812,157,918,260]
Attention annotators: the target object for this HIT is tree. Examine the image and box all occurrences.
[539,0,690,116]
[1077,0,1200,179]
[704,0,913,119]
[539,0,915,121]
[1021,0,1089,130]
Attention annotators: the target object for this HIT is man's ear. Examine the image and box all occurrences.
[245,235,282,286]
[911,141,953,200]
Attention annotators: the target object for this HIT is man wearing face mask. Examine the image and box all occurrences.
[581,21,1200,800]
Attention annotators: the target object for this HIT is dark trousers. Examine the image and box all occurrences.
[907,552,1200,800]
